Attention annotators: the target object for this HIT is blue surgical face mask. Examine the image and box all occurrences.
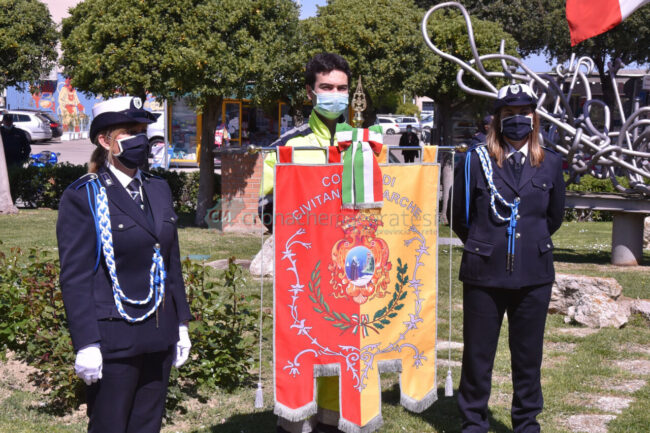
[115,133,149,169]
[313,91,349,120]
[501,114,533,141]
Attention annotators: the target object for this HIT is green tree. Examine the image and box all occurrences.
[61,0,300,225]
[302,0,440,124]
[0,0,58,214]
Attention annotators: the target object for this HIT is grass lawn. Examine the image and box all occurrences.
[0,212,648,433]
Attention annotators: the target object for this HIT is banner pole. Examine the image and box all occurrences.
[445,148,455,397]
[255,150,267,408]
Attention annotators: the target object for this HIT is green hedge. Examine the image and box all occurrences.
[563,174,630,222]
[8,165,220,216]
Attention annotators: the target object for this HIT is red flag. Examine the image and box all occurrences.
[567,0,650,46]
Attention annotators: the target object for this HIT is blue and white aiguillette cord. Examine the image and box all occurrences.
[475,146,520,272]
[87,180,165,323]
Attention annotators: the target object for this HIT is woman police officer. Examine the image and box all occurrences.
[56,96,192,433]
[451,84,565,433]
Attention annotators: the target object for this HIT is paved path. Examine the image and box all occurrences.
[31,138,93,166]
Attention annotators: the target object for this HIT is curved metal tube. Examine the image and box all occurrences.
[421,2,650,195]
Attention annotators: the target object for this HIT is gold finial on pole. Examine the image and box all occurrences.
[351,76,367,128]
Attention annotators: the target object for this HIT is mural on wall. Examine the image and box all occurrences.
[5,73,104,135]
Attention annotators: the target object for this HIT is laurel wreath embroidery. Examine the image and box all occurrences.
[308,259,408,336]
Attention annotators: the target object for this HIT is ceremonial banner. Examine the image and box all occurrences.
[274,149,440,432]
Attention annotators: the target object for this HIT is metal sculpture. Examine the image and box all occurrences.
[421,2,650,195]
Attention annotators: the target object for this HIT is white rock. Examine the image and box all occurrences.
[632,299,650,321]
[249,236,274,277]
[551,273,630,328]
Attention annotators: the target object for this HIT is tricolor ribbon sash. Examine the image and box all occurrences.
[336,124,383,209]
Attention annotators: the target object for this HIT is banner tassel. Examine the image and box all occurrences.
[255,382,264,408]
[444,369,454,397]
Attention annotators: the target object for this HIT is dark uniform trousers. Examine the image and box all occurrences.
[450,147,565,433]
[458,283,552,433]
[87,346,174,433]
[57,167,193,433]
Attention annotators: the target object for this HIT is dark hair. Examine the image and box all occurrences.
[304,53,351,89]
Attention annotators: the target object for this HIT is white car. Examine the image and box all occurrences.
[1,110,53,142]
[374,116,400,135]
[394,116,421,133]
[420,114,434,131]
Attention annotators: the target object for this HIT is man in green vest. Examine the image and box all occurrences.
[262,52,350,433]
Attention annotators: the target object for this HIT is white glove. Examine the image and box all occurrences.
[75,343,103,385]
[173,324,191,368]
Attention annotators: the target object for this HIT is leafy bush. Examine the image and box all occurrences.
[562,174,632,222]
[166,257,259,414]
[7,165,220,216]
[0,247,257,416]
[395,101,420,117]
[0,245,83,412]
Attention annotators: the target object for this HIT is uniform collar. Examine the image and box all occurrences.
[308,110,343,145]
[107,162,142,189]
[505,141,529,159]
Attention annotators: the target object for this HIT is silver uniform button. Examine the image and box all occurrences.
[118,223,124,229]
[547,243,551,248]
[543,183,547,188]
[475,247,480,251]
[155,243,161,249]
[514,196,521,203]
[515,214,520,220]
[515,233,521,239]
[171,217,175,221]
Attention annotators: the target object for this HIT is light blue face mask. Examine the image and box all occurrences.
[313,92,349,120]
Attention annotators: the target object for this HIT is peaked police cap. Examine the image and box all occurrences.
[89,96,156,142]
[493,84,538,113]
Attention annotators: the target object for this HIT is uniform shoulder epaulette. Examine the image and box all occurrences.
[467,143,487,152]
[542,146,559,155]
[141,171,163,180]
[69,173,99,190]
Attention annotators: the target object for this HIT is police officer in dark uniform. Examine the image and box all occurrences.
[1,114,31,167]
[469,114,493,147]
[56,96,192,433]
[451,84,565,433]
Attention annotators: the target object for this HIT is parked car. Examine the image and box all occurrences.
[0,110,52,142]
[394,116,421,133]
[37,111,63,138]
[374,116,401,135]
[420,114,433,131]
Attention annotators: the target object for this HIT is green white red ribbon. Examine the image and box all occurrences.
[336,124,383,209]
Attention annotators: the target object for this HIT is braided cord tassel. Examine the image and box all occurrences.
[94,185,166,323]
[475,147,519,272]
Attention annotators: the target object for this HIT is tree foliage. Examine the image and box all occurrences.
[0,0,58,91]
[302,0,440,122]
[61,0,300,225]
[0,0,58,214]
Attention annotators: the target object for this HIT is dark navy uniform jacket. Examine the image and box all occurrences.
[57,166,192,359]
[451,147,565,289]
